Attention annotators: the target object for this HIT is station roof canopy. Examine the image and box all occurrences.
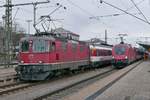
[137,41,150,51]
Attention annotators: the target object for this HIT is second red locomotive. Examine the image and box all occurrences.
[112,43,143,68]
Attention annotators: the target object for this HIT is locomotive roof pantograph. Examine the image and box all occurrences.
[34,28,80,42]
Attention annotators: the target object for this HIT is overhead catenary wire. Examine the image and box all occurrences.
[126,0,145,11]
[90,0,144,33]
[89,12,141,19]
[100,0,150,25]
[90,0,145,19]
[0,0,50,8]
[66,0,117,30]
[66,0,96,17]
[35,3,66,26]
[19,7,41,20]
[129,0,149,23]
[38,5,56,9]
[12,8,20,23]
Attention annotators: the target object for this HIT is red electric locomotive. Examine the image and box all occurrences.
[112,43,143,68]
[16,29,114,81]
[16,32,90,80]
[112,43,136,68]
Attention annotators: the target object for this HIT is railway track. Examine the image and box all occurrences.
[0,82,34,96]
[0,62,134,99]
[0,67,114,97]
[33,67,116,100]
[0,66,114,100]
[34,61,142,100]
[0,82,22,89]
[0,61,142,100]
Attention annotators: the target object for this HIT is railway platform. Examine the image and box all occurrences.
[63,61,150,100]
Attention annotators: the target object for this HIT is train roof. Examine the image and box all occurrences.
[20,35,88,46]
[51,27,79,36]
[34,28,80,41]
[20,35,55,41]
[113,43,132,47]
[90,44,112,50]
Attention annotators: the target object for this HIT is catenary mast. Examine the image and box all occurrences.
[5,0,12,67]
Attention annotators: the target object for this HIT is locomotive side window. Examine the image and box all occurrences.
[72,43,77,51]
[51,42,56,51]
[33,40,49,52]
[21,40,29,52]
[62,42,67,51]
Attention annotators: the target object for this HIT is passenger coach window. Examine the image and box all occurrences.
[21,40,29,52]
[108,51,112,56]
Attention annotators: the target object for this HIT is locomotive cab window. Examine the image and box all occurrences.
[21,40,29,52]
[115,46,126,55]
[33,39,49,52]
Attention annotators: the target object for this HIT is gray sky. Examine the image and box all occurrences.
[1,0,150,45]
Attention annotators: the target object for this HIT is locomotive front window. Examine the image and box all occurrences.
[33,40,49,52]
[115,47,126,55]
[21,40,29,52]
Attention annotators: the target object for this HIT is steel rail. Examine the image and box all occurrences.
[34,68,116,100]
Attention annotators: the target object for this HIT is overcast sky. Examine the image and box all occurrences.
[0,0,150,45]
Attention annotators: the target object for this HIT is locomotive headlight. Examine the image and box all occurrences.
[20,61,24,63]
[39,61,43,64]
[125,56,128,59]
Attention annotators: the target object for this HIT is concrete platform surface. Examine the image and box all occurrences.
[62,61,141,100]
[96,61,150,100]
